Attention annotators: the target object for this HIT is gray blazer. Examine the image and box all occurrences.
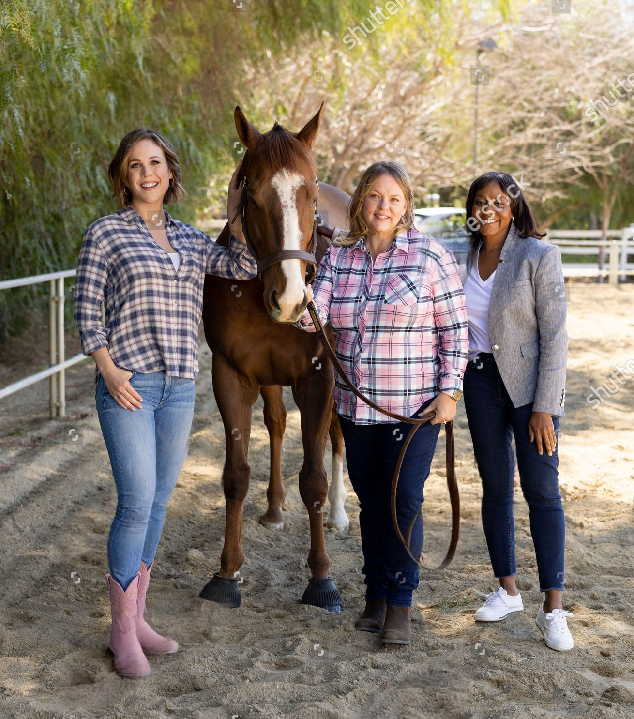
[459,223,568,416]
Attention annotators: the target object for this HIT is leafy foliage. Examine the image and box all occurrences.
[0,0,381,341]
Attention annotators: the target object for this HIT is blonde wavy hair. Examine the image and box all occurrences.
[334,161,416,247]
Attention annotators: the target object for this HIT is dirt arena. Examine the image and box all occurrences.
[0,283,633,719]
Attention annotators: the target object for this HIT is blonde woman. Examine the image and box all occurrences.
[297,162,468,645]
[74,129,255,677]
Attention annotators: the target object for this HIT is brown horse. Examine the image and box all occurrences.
[200,105,351,610]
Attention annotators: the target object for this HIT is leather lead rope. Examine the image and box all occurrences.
[307,301,460,570]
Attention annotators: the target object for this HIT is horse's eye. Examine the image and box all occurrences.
[248,195,258,207]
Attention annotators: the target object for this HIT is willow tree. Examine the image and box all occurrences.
[0,0,373,341]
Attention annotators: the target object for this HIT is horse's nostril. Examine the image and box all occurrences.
[270,290,281,312]
[295,296,308,317]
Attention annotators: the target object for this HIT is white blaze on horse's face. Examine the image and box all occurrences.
[271,168,309,321]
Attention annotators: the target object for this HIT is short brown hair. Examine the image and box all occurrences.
[335,161,415,247]
[108,128,186,208]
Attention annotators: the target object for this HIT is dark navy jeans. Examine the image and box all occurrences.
[338,398,441,607]
[463,354,565,592]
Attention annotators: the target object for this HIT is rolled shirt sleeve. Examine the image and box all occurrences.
[431,247,469,394]
[74,225,110,356]
[205,232,257,280]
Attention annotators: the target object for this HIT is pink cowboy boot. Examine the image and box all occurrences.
[106,573,151,677]
[136,561,179,655]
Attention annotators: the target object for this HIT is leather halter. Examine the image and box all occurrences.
[234,162,321,283]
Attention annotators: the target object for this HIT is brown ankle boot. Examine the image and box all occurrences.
[354,598,387,633]
[379,605,411,645]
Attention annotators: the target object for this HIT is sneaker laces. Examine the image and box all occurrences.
[545,608,574,632]
[483,589,508,608]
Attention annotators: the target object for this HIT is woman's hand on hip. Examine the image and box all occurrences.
[426,392,457,425]
[227,159,245,242]
[528,411,556,456]
[103,367,143,410]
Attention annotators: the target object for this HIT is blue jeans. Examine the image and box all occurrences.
[96,371,195,590]
[463,354,565,592]
[338,398,441,607]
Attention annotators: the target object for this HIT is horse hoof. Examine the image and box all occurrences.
[326,521,350,535]
[199,572,241,607]
[301,577,342,612]
[260,519,285,531]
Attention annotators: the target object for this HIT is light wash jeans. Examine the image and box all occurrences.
[96,370,195,590]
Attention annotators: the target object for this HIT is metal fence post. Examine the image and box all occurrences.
[57,276,66,417]
[1,269,87,412]
[620,227,631,283]
[49,279,58,418]
[609,239,619,286]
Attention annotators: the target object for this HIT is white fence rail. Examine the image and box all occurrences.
[1,222,632,417]
[0,270,86,417]
[544,227,634,284]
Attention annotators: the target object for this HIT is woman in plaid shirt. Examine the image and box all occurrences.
[298,162,468,645]
[74,129,256,677]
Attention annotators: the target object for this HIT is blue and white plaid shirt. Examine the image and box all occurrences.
[74,206,256,378]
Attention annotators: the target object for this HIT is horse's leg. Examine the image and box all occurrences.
[291,377,342,612]
[326,407,349,532]
[200,354,259,606]
[259,385,287,530]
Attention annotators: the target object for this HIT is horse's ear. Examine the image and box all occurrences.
[234,106,263,151]
[296,102,324,150]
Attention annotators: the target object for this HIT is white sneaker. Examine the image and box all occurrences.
[536,606,574,651]
[474,587,524,622]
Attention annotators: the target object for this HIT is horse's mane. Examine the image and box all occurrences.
[260,123,316,175]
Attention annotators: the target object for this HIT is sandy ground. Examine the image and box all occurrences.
[0,283,633,719]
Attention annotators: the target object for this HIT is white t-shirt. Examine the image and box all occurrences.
[167,251,181,272]
[464,248,496,361]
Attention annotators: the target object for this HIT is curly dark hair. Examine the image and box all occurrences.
[465,172,544,249]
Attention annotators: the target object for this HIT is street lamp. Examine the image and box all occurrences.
[473,37,498,166]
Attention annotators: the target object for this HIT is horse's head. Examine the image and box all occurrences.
[234,104,323,323]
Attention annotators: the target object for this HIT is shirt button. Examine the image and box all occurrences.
[173,279,177,283]
[491,344,500,351]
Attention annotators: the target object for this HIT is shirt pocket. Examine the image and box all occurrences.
[507,279,533,288]
[330,297,361,330]
[520,340,540,358]
[384,273,420,306]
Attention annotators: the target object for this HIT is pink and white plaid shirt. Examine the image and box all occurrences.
[296,230,468,424]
